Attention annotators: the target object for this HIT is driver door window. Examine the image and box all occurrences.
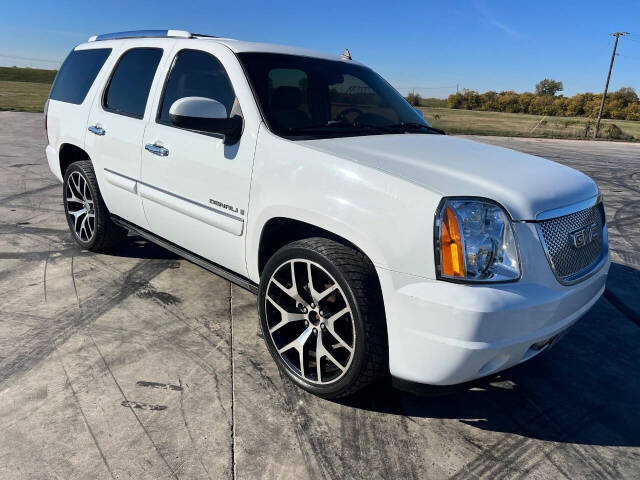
[158,49,237,128]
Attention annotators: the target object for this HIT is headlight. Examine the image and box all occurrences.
[435,198,521,282]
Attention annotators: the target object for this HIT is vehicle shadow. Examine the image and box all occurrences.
[100,234,180,261]
[339,262,640,448]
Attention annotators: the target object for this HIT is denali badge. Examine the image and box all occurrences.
[209,198,245,216]
[569,223,598,249]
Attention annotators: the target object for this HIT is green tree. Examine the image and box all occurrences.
[535,78,564,96]
[407,92,422,106]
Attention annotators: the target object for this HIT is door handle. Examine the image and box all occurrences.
[88,125,105,136]
[145,143,169,157]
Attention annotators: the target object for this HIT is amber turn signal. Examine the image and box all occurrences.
[440,206,465,277]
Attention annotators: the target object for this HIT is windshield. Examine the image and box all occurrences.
[238,52,436,140]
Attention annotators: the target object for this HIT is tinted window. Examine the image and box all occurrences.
[104,48,163,118]
[49,48,111,104]
[158,49,236,125]
[238,52,428,139]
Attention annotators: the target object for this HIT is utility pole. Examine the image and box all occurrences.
[594,31,629,138]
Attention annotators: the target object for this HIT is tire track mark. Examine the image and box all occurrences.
[71,255,80,309]
[0,258,177,390]
[0,182,60,204]
[54,346,116,480]
[144,298,232,422]
[178,376,213,480]
[42,242,50,303]
[88,334,179,480]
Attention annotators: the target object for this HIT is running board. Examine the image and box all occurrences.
[111,216,258,294]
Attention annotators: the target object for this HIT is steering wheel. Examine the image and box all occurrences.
[337,107,364,123]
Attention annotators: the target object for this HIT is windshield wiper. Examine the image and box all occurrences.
[386,122,446,135]
[288,123,371,133]
[288,122,445,136]
[353,122,445,135]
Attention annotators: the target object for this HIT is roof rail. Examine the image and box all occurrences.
[88,30,193,42]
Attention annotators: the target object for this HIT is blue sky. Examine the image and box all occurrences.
[1,0,639,98]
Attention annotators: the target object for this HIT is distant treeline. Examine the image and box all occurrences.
[0,66,57,83]
[445,87,640,121]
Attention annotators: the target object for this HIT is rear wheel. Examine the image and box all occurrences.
[258,237,387,398]
[63,160,126,251]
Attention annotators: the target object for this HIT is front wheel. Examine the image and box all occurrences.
[258,238,388,398]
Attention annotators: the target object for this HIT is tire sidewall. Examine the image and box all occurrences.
[258,244,369,398]
[63,162,99,250]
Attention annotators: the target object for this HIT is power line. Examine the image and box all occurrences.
[594,32,628,139]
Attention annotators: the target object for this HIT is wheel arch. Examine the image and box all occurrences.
[59,143,91,178]
[255,215,384,280]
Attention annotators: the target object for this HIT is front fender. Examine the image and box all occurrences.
[245,127,442,283]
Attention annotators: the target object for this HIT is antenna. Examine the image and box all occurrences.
[341,48,352,60]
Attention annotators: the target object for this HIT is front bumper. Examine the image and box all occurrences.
[377,222,609,386]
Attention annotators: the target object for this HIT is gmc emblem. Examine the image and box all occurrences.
[569,223,598,249]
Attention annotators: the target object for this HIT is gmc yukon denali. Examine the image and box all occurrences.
[45,30,609,398]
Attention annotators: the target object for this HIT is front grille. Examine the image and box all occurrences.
[537,203,606,284]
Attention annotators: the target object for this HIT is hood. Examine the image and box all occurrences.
[298,134,598,220]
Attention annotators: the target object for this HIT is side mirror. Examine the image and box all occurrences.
[169,96,242,144]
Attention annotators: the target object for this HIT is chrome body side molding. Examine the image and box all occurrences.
[104,168,244,235]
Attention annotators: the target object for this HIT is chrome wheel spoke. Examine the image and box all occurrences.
[326,329,353,352]
[271,261,307,306]
[278,327,314,377]
[86,216,94,239]
[65,171,95,243]
[79,215,88,240]
[266,296,305,333]
[266,259,355,385]
[318,336,346,372]
[66,192,83,204]
[307,262,339,304]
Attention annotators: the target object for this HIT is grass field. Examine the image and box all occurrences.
[422,107,640,141]
[0,66,57,83]
[0,80,50,112]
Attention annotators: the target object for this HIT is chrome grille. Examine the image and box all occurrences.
[537,203,606,284]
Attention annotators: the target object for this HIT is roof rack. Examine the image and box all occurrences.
[88,30,194,42]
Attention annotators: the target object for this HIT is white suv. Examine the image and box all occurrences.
[45,30,609,398]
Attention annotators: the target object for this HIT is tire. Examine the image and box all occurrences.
[258,237,388,398]
[63,160,126,251]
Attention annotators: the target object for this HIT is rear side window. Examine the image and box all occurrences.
[104,48,163,118]
[158,49,236,125]
[49,48,111,104]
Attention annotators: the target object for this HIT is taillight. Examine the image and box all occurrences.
[44,99,49,144]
